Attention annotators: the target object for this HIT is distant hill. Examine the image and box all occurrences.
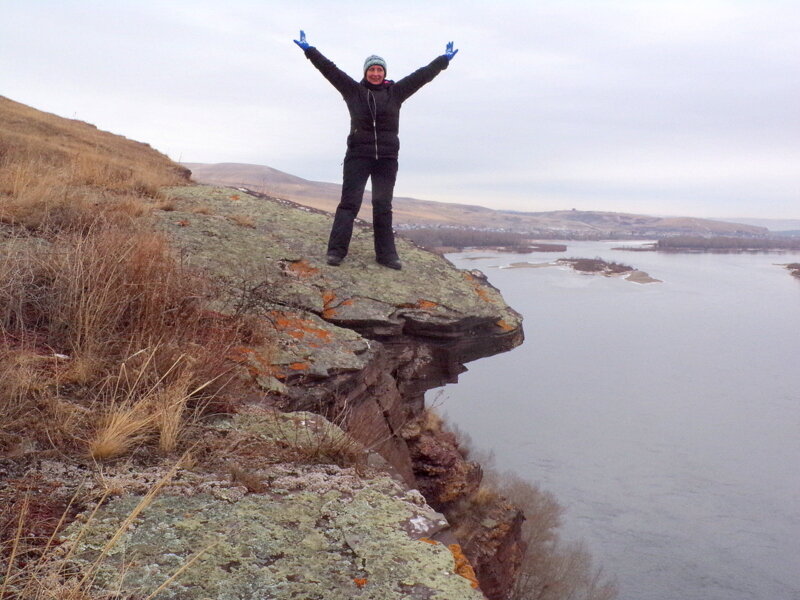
[184,162,767,238]
[717,217,800,232]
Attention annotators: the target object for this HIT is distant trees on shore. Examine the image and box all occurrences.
[656,236,800,251]
[400,227,530,250]
[399,227,566,252]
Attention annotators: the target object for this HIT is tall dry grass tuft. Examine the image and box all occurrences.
[89,400,157,461]
[1,217,256,460]
[152,368,194,455]
[88,351,223,460]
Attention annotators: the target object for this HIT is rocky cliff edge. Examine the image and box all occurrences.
[10,184,525,600]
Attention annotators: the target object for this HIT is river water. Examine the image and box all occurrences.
[438,241,800,600]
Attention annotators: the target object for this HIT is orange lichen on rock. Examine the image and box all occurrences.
[418,537,439,545]
[417,299,439,310]
[353,578,368,588]
[230,346,280,379]
[474,286,492,302]
[462,272,494,303]
[269,311,333,343]
[286,259,320,278]
[228,345,254,363]
[321,289,354,319]
[322,289,338,319]
[229,343,309,381]
[449,543,481,589]
[496,319,515,332]
[396,299,439,310]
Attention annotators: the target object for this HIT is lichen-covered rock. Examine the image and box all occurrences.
[215,408,368,469]
[157,185,522,345]
[63,469,485,600]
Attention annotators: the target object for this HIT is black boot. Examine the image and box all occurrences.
[376,257,402,270]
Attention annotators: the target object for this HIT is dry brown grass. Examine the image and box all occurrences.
[3,225,199,364]
[152,369,194,455]
[0,98,260,464]
[89,400,157,461]
[88,352,224,460]
[0,220,254,461]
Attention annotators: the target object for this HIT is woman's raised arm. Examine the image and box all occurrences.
[293,30,358,98]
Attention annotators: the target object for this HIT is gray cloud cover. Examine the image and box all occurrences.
[3,0,798,218]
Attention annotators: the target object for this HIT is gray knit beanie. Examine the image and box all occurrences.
[363,54,387,75]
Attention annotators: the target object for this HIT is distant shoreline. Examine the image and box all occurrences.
[615,235,800,254]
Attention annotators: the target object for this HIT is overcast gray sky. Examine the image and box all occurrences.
[3,0,798,218]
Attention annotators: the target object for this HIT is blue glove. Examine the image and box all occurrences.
[294,30,310,51]
[445,41,458,61]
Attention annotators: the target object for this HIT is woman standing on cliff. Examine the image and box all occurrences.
[293,31,458,270]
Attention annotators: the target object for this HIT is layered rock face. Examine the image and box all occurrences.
[155,185,525,599]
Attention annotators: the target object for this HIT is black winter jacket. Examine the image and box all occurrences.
[304,47,449,159]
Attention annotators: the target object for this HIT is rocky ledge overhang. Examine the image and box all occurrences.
[157,185,522,412]
[152,185,525,600]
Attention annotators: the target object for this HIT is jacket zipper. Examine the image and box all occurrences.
[373,120,378,159]
[368,90,378,159]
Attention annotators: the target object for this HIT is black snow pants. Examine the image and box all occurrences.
[326,156,399,262]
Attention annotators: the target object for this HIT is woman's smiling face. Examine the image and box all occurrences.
[365,65,385,84]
